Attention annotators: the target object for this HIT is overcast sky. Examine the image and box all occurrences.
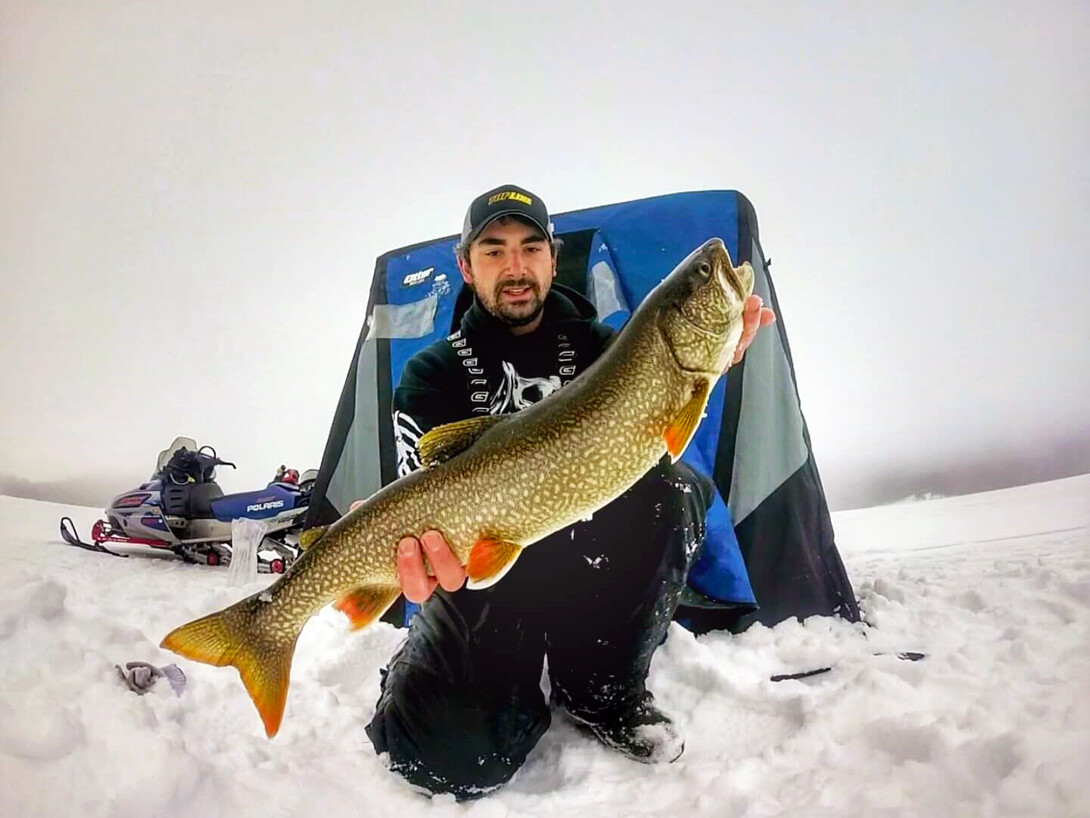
[1,0,1087,511]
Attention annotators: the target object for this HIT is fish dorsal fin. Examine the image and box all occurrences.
[417,415,504,468]
[297,525,328,552]
[664,378,711,462]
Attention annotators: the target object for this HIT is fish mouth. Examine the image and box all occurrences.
[720,261,748,302]
[703,241,749,303]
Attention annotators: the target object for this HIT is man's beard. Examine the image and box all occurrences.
[480,278,546,327]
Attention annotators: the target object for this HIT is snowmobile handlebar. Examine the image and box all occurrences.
[194,447,235,470]
[161,448,235,484]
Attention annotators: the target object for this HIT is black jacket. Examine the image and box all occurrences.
[392,284,614,476]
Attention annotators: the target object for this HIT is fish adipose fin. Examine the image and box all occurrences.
[333,585,402,631]
[466,538,524,589]
[297,525,328,552]
[417,415,504,468]
[161,597,301,738]
[664,378,711,462]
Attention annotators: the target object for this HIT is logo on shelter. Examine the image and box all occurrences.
[402,267,434,287]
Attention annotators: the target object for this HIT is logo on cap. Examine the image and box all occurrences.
[488,191,533,207]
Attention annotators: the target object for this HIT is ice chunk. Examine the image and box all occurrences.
[228,517,267,586]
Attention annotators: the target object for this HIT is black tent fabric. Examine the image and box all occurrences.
[306,190,859,633]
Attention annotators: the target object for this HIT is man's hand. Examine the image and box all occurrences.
[397,530,467,603]
[349,499,467,604]
[727,294,776,369]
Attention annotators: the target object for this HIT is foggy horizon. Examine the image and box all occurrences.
[5,427,1087,514]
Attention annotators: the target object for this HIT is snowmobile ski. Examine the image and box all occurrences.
[60,516,128,558]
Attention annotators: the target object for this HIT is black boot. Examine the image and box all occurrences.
[545,461,712,765]
[562,691,684,763]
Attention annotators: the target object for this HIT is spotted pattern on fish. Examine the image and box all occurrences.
[161,237,755,737]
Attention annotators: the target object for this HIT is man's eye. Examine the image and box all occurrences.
[485,250,501,257]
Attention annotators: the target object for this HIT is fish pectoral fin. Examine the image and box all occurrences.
[297,525,328,552]
[333,585,402,631]
[417,415,504,468]
[664,378,711,462]
[466,538,524,590]
[161,596,300,738]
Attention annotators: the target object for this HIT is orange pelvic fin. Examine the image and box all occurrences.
[161,599,299,738]
[664,378,711,462]
[466,538,523,590]
[333,585,402,631]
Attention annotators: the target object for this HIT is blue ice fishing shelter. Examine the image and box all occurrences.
[307,190,859,633]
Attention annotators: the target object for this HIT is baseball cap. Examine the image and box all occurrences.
[460,184,553,247]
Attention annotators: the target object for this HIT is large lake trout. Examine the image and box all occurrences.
[162,238,755,736]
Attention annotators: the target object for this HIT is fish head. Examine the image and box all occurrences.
[652,238,755,373]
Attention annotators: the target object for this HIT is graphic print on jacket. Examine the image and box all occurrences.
[489,362,562,415]
[392,285,615,479]
[393,411,424,476]
[394,357,561,476]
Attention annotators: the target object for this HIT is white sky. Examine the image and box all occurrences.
[1,0,1088,510]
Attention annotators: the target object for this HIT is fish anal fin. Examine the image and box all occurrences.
[333,585,402,631]
[297,525,328,552]
[466,538,523,590]
[664,378,711,462]
[417,416,504,468]
[161,599,300,738]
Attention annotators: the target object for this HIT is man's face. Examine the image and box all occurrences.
[458,217,556,330]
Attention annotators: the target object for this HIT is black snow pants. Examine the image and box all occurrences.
[365,459,715,799]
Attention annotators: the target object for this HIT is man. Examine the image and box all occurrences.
[365,184,774,798]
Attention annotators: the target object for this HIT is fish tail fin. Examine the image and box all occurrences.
[160,597,300,738]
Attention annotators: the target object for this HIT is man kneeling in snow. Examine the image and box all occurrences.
[364,184,774,799]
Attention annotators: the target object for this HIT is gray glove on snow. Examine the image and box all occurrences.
[116,661,187,695]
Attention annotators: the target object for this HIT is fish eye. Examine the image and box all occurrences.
[697,262,711,278]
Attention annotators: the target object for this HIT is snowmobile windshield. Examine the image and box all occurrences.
[157,437,199,474]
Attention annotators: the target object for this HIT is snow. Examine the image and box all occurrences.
[1,475,1088,817]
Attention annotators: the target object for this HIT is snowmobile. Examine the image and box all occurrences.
[60,437,316,573]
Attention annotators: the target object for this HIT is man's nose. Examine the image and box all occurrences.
[506,250,524,273]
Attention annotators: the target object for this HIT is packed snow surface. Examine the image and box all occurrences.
[1,475,1088,817]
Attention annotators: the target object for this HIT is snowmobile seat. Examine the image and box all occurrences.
[159,482,223,519]
[187,482,224,518]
